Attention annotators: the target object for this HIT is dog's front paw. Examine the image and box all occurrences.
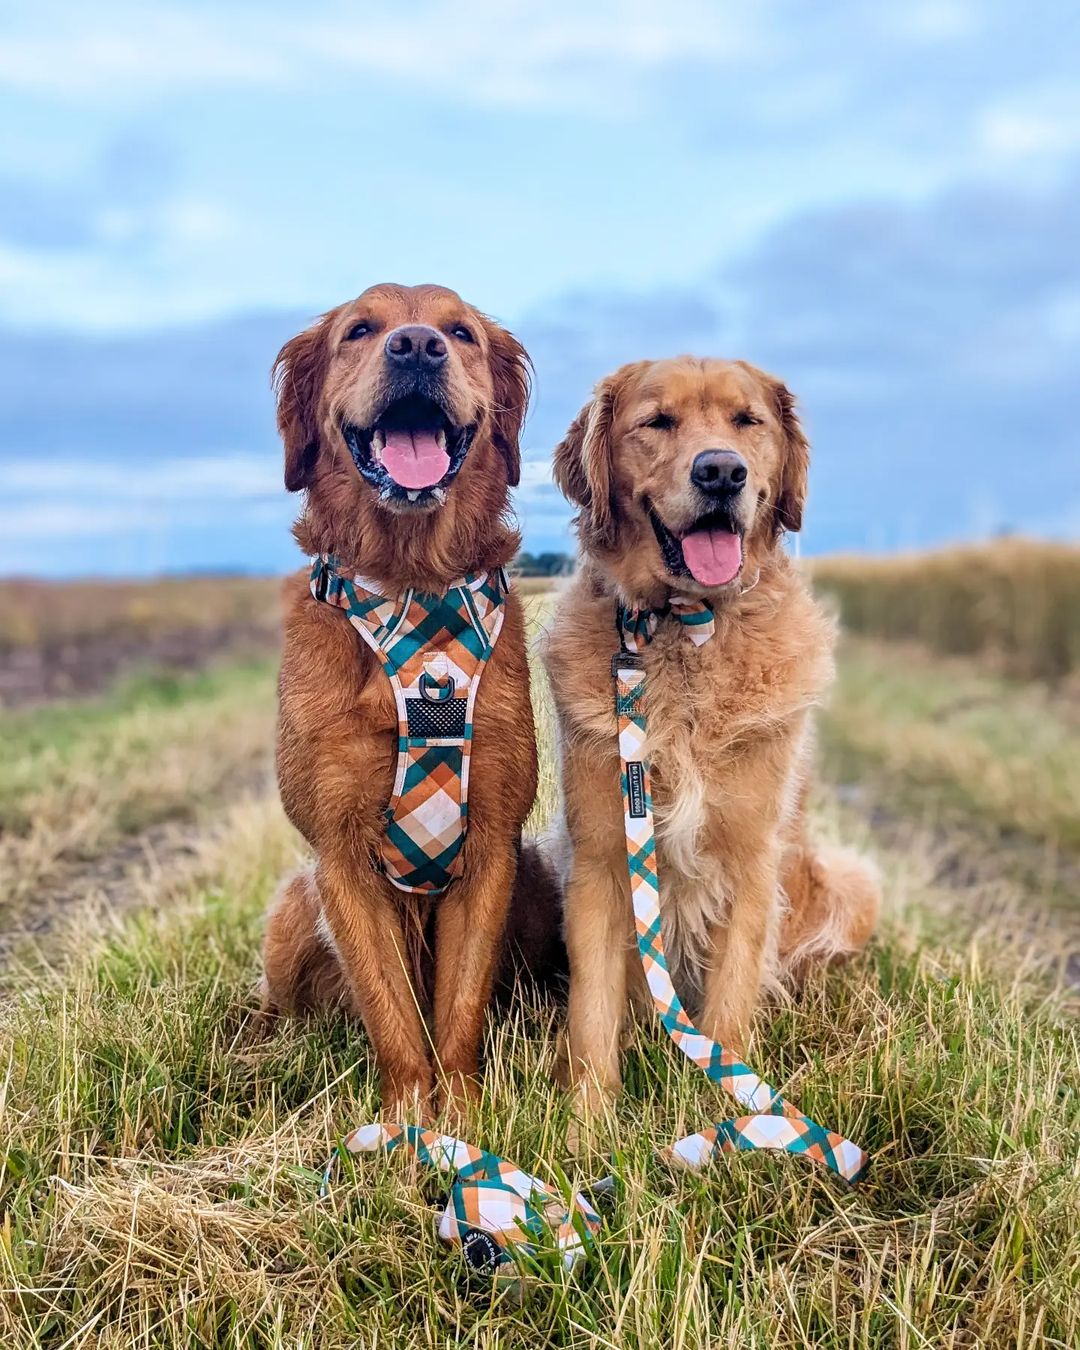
[383,1077,434,1128]
[564,1076,619,1157]
[436,1070,482,1133]
[699,1005,750,1063]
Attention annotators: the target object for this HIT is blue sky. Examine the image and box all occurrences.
[1,1,1078,574]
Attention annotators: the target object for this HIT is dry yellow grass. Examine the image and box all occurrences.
[1,588,1078,1346]
[812,539,1080,681]
[821,637,1080,854]
[0,577,280,654]
[0,573,556,654]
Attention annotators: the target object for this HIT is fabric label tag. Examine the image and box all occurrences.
[627,761,647,819]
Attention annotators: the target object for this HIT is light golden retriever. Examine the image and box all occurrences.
[542,356,879,1107]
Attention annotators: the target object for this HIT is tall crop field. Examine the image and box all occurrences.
[812,539,1080,680]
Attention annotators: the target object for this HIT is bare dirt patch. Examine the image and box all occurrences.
[0,768,280,987]
[0,624,278,708]
[0,819,206,979]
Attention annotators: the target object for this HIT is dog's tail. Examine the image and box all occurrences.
[779,842,881,980]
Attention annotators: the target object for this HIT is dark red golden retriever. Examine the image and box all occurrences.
[259,284,540,1120]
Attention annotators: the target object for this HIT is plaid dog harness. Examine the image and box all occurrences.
[310,555,506,894]
[615,596,869,1182]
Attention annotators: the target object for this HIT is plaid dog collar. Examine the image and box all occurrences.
[310,555,507,894]
[617,594,716,652]
[613,606,869,1183]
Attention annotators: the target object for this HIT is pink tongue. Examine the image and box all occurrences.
[681,528,742,586]
[380,430,450,489]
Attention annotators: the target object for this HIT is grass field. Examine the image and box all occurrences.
[1,580,1078,1348]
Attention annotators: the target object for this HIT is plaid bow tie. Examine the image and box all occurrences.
[617,596,715,653]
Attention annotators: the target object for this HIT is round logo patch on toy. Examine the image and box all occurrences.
[460,1228,505,1273]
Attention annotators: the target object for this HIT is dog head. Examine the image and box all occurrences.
[273,284,530,581]
[554,357,808,602]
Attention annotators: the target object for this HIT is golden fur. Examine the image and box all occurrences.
[542,357,880,1106]
[259,284,539,1119]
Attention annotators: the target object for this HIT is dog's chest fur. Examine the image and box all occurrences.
[546,565,834,1005]
[636,603,823,997]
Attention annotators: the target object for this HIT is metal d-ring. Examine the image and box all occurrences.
[419,670,455,703]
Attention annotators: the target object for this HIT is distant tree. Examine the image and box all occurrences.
[513,550,573,576]
[536,551,571,576]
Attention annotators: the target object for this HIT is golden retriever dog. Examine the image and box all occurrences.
[259,284,539,1119]
[543,356,880,1108]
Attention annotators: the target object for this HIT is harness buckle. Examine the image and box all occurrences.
[314,559,330,603]
[611,649,644,678]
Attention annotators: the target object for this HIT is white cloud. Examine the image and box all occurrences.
[1,501,169,538]
[976,91,1080,162]
[0,1,759,108]
[0,197,243,328]
[880,1,977,42]
[1,455,282,502]
[0,10,287,99]
[518,457,554,490]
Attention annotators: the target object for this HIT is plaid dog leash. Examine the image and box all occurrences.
[311,555,506,894]
[615,598,869,1183]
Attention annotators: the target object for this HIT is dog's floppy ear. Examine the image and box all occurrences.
[272,314,333,492]
[484,319,532,488]
[768,376,809,536]
[553,366,641,551]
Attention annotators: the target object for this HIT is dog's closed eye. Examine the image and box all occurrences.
[732,409,762,429]
[640,411,677,431]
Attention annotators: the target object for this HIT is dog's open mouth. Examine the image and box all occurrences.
[648,503,744,587]
[343,393,476,507]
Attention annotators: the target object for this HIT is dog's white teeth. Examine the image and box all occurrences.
[436,428,448,451]
[433,487,447,504]
[407,490,420,502]
[371,429,385,460]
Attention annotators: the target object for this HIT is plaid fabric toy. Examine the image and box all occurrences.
[614,598,869,1183]
[310,555,507,893]
[328,1123,602,1283]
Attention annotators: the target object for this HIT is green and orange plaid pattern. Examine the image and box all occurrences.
[311,556,506,894]
[331,1123,602,1277]
[615,599,869,1184]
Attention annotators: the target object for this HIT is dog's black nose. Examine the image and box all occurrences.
[691,450,748,496]
[384,325,448,370]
